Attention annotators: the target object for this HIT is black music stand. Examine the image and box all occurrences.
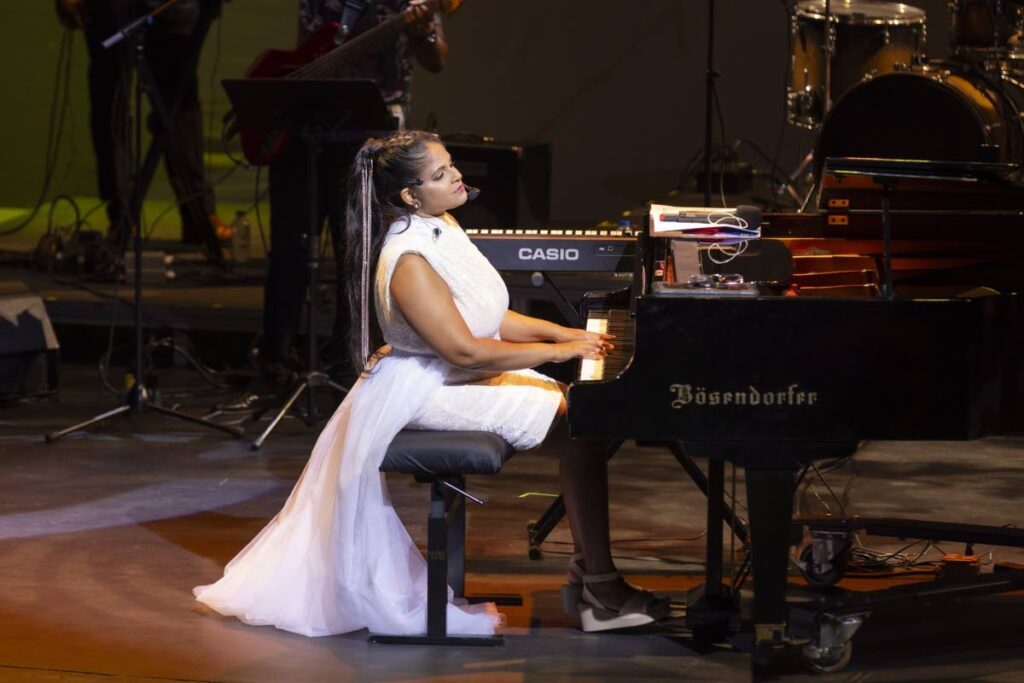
[221,78,392,449]
[46,1,244,444]
[823,156,1019,299]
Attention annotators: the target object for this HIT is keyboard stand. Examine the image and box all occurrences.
[529,270,581,327]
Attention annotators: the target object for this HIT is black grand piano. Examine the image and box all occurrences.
[566,159,1024,674]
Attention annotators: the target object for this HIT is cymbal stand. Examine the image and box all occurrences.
[777,0,833,211]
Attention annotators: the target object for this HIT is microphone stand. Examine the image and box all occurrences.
[702,0,716,207]
[46,0,243,443]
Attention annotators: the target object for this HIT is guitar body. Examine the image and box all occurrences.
[234,1,464,165]
[239,23,341,166]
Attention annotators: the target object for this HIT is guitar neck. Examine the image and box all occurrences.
[289,0,442,81]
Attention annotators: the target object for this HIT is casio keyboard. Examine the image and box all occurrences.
[464,227,636,272]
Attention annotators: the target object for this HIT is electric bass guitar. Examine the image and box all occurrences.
[234,0,463,166]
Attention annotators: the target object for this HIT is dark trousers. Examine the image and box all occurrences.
[84,0,215,247]
[261,140,357,374]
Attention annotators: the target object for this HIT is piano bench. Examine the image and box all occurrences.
[368,430,521,647]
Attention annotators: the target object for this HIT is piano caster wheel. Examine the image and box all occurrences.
[797,541,849,589]
[803,640,853,674]
[526,520,543,560]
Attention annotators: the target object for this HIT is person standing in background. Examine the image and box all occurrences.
[258,0,446,387]
[55,0,229,273]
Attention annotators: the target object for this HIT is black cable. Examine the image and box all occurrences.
[147,339,230,389]
[253,166,268,253]
[221,116,249,168]
[45,194,82,239]
[1,29,75,236]
[141,163,240,246]
[205,7,224,180]
[711,80,729,207]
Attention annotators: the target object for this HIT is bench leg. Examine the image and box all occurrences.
[447,478,466,599]
[369,477,504,646]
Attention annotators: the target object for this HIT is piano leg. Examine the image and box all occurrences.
[685,459,741,640]
[745,464,801,676]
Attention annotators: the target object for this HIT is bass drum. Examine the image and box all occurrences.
[816,65,1024,176]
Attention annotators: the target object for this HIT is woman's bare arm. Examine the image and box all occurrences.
[390,254,607,371]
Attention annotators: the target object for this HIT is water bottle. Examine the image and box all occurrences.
[231,210,251,263]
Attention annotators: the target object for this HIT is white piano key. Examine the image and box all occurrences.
[579,316,608,382]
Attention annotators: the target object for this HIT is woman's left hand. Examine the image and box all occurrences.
[557,327,614,348]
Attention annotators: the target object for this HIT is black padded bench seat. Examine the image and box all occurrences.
[370,430,519,647]
[380,430,514,477]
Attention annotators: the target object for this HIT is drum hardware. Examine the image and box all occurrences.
[781,1,928,211]
[950,0,1024,59]
[787,1,927,129]
[775,149,818,211]
[815,65,1024,177]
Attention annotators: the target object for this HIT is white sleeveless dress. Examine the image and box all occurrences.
[193,213,563,637]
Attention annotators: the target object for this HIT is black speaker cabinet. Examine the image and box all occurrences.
[0,283,59,400]
[443,137,551,228]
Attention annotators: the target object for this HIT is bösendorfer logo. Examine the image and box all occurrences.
[670,383,818,408]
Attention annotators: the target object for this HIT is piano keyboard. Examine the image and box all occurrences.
[578,309,635,381]
[465,228,636,272]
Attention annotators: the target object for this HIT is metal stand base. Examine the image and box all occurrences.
[250,371,348,450]
[45,384,244,443]
[368,634,504,647]
[685,582,741,642]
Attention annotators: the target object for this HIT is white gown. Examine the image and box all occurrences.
[193,213,563,637]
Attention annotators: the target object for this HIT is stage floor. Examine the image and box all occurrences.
[1,364,1024,682]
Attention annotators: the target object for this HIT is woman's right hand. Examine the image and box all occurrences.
[550,337,612,363]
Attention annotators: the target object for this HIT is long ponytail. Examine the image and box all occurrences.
[344,130,439,373]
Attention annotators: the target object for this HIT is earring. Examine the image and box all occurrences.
[412,201,421,210]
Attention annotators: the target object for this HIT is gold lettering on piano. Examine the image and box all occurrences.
[670,384,818,409]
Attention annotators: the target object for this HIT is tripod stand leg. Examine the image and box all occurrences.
[525,440,624,558]
[44,404,133,443]
[146,402,244,438]
[325,380,350,396]
[776,148,815,208]
[668,441,749,544]
[527,495,565,560]
[251,380,308,450]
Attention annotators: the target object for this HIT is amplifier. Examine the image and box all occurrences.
[443,137,551,228]
[0,283,59,400]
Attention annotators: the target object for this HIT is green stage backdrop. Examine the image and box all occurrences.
[1,1,954,230]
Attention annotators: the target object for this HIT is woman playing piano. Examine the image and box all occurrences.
[194,131,669,636]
